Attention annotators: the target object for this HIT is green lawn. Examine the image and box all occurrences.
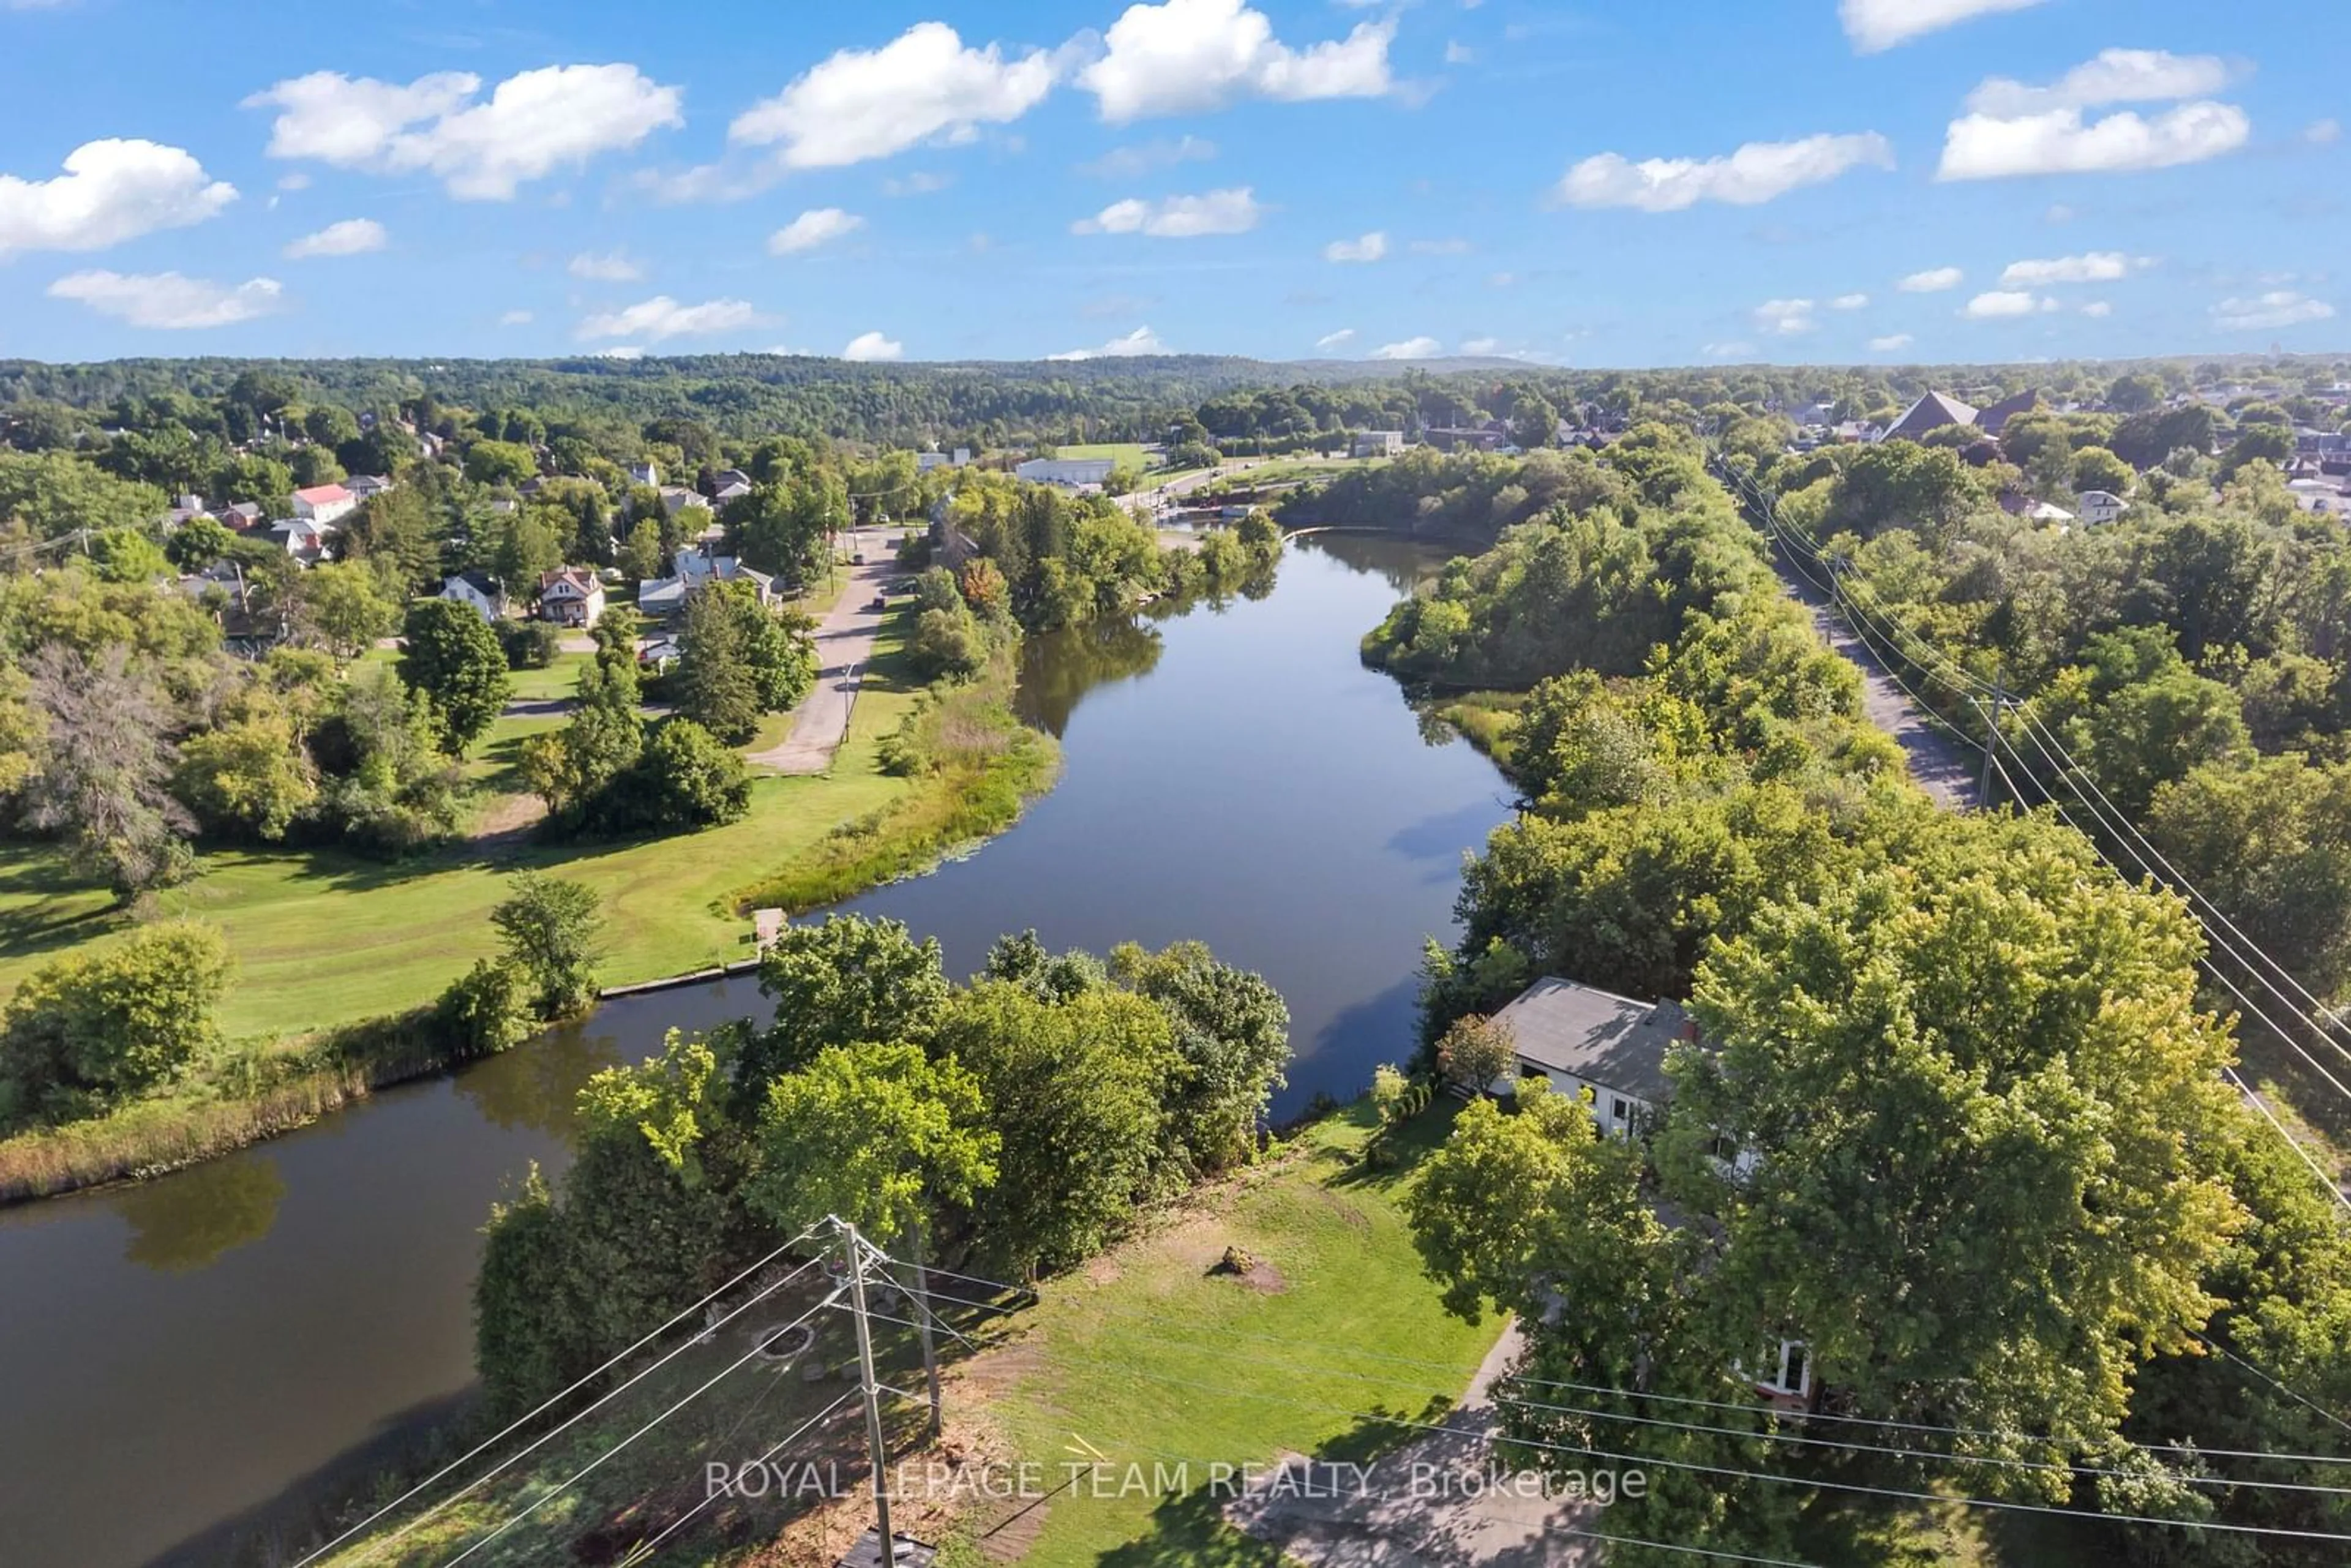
[1057,443,1154,471]
[503,650,592,702]
[0,615,929,1043]
[958,1103,1502,1566]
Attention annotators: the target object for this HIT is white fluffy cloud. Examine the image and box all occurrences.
[1753,298,1818,336]
[47,270,282,329]
[1554,132,1893,211]
[731,23,1059,168]
[499,309,533,326]
[1081,0,1393,122]
[1830,293,1870,310]
[1841,0,2048,53]
[1869,333,1914,351]
[569,249,644,282]
[1324,231,1386,263]
[246,65,682,199]
[769,208,866,255]
[1073,187,1261,236]
[1940,101,2249,179]
[1314,327,1355,350]
[1999,251,2140,285]
[1962,290,2058,318]
[283,217,386,258]
[1963,49,2241,117]
[2309,119,2344,146]
[2213,291,2336,331]
[1370,335,1440,359]
[841,330,904,361]
[1899,266,1964,293]
[0,138,236,255]
[1701,341,1756,360]
[2080,301,2113,317]
[1047,325,1168,359]
[577,296,772,342]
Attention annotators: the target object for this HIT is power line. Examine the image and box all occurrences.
[624,1389,860,1560]
[884,1273,2351,1499]
[298,1223,828,1568]
[438,1286,846,1566]
[1046,1352,2351,1545]
[902,1256,2351,1467]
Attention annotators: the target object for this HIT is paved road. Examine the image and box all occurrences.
[747,541,899,775]
[1224,1324,1602,1567]
[1770,540,1981,810]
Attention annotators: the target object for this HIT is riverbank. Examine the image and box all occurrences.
[0,610,1059,1205]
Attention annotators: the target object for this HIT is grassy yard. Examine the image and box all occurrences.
[937,1103,1501,1566]
[0,615,932,1044]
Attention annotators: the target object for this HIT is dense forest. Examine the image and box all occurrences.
[1343,427,2351,1562]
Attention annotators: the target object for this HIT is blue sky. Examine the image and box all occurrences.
[0,0,2341,367]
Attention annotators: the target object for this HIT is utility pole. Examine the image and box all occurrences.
[843,1221,896,1558]
[1978,673,2004,809]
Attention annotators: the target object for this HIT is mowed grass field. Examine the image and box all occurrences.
[1056,442,1155,471]
[0,618,928,1042]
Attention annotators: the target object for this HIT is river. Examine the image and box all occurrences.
[0,533,1511,1567]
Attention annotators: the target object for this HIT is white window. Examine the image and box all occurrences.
[1761,1340,1811,1398]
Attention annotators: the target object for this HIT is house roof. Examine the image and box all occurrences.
[293,483,351,505]
[1976,388,2040,436]
[446,570,501,598]
[1490,976,1690,1104]
[1884,391,1978,443]
[540,566,600,595]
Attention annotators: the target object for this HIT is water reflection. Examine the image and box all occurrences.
[1292,528,1461,595]
[454,1018,629,1138]
[1015,617,1164,736]
[112,1151,287,1274]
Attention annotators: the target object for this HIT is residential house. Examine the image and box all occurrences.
[636,543,775,618]
[2075,489,2130,526]
[1880,391,1979,444]
[1484,976,1693,1140]
[1351,429,1406,458]
[345,473,396,501]
[267,517,337,565]
[221,501,264,531]
[712,467,753,492]
[710,478,753,505]
[440,571,507,623]
[1976,388,2041,437]
[628,460,661,487]
[538,566,606,628]
[291,482,356,526]
[660,485,712,518]
[915,448,972,473]
[1014,456,1117,487]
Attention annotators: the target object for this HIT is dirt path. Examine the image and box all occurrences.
[747,543,899,775]
[1769,540,1981,810]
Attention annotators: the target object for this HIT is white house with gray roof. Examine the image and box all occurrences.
[1485,975,1694,1138]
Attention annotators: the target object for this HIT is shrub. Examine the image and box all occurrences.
[435,958,538,1058]
[0,923,235,1118]
[1435,1013,1516,1094]
[498,618,563,670]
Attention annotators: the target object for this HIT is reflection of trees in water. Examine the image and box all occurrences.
[1014,618,1166,737]
[454,1024,629,1141]
[1291,531,1454,595]
[114,1153,288,1273]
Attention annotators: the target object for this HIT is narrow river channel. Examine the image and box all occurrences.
[0,533,1512,1567]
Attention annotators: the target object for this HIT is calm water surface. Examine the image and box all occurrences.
[0,534,1507,1567]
